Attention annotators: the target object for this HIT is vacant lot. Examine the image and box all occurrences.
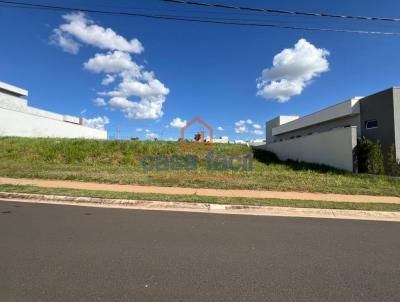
[0,137,399,196]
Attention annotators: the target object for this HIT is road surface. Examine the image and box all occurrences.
[1,200,400,301]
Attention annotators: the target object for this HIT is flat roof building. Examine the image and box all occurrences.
[0,82,107,139]
[261,88,400,171]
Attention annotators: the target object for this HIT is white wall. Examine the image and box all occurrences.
[0,107,107,139]
[0,92,76,122]
[0,90,106,139]
[393,89,400,160]
[259,127,357,171]
[213,136,229,143]
[272,98,361,136]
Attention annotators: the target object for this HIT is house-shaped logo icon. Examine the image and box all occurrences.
[180,117,213,148]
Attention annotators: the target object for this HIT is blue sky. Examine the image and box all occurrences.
[1,0,400,140]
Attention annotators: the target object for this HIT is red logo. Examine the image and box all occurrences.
[180,117,213,149]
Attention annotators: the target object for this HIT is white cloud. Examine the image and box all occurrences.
[108,97,134,109]
[123,97,165,120]
[94,97,107,106]
[108,97,164,120]
[234,120,248,134]
[51,28,80,54]
[104,71,169,120]
[136,128,143,132]
[101,74,115,85]
[257,38,329,102]
[145,132,158,140]
[235,126,247,134]
[86,51,168,120]
[53,12,143,54]
[111,72,169,98]
[258,80,303,103]
[83,116,110,130]
[84,51,140,74]
[217,126,224,131]
[234,120,263,135]
[235,120,245,127]
[52,13,168,121]
[169,117,187,128]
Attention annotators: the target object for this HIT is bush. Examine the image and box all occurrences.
[367,141,385,175]
[356,137,372,173]
[356,137,385,175]
[387,144,400,176]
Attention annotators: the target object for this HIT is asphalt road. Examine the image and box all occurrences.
[1,200,400,302]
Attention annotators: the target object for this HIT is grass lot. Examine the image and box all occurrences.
[0,137,400,196]
[1,184,400,212]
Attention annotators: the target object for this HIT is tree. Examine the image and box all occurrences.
[194,133,201,142]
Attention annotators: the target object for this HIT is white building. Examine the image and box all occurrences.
[249,139,266,146]
[233,140,247,145]
[0,82,107,139]
[205,136,230,144]
[260,97,360,171]
[260,88,400,171]
[213,136,229,144]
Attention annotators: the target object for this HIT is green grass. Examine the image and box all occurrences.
[1,183,400,212]
[0,137,400,196]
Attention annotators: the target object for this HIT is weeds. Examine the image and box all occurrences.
[0,137,399,196]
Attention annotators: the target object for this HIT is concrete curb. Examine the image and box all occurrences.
[2,177,400,204]
[1,191,400,222]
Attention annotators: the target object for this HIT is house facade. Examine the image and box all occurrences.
[0,82,107,139]
[261,88,400,171]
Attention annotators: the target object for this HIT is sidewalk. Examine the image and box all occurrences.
[1,177,400,204]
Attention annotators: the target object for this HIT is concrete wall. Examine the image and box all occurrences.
[266,116,298,143]
[266,117,281,143]
[0,92,28,110]
[271,114,360,142]
[393,89,400,160]
[0,107,107,140]
[360,88,395,158]
[259,127,357,171]
[0,82,28,97]
[0,92,78,123]
[0,90,107,139]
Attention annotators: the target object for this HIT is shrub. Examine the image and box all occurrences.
[367,141,385,175]
[194,133,201,142]
[387,144,400,176]
[356,137,385,175]
[356,137,372,173]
